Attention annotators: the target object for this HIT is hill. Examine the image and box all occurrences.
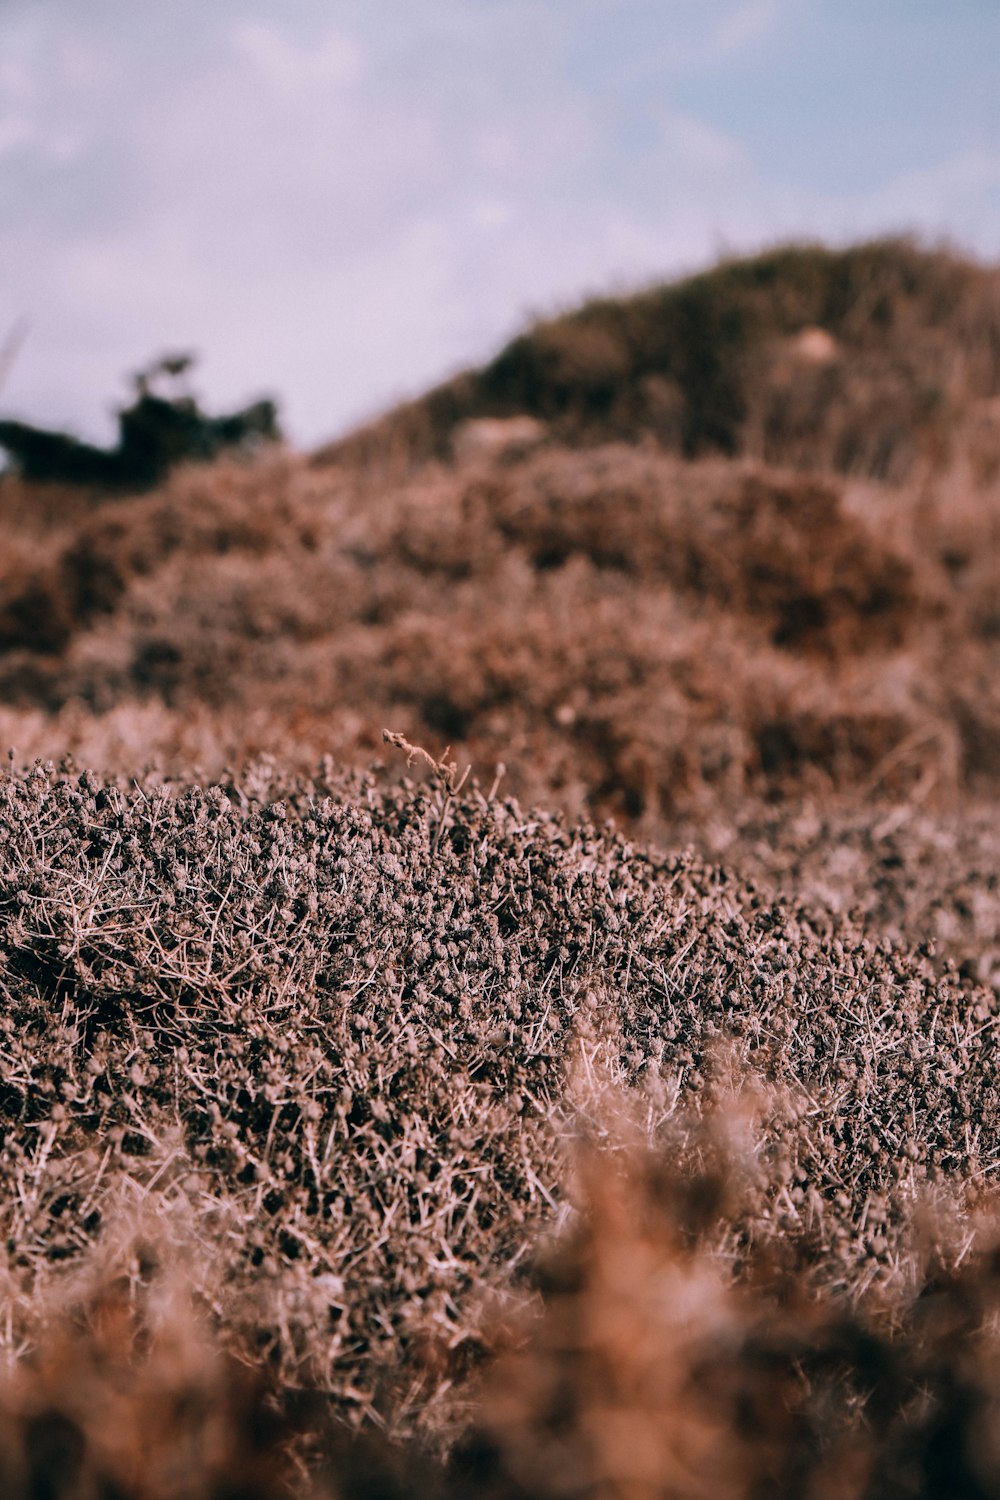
[2,238,1000,1494]
[318,238,1000,484]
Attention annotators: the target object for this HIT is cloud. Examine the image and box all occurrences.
[0,32,94,165]
[713,0,781,54]
[1,4,612,441]
[0,113,32,159]
[232,20,361,91]
[653,112,750,176]
[827,148,1000,250]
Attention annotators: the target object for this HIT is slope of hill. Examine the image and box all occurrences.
[2,238,1000,1495]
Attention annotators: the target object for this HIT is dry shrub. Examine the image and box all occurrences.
[685,795,1000,994]
[2,756,1000,1447]
[0,538,75,655]
[458,1119,837,1500]
[456,1102,1000,1500]
[480,453,923,654]
[0,427,997,982]
[0,1261,298,1500]
[0,444,971,818]
[0,474,98,536]
[0,1206,440,1499]
[6,1095,1000,1499]
[0,455,328,661]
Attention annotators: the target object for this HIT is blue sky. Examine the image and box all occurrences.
[2,0,998,446]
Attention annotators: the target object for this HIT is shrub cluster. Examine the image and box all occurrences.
[0,758,997,1438]
[1,442,996,828]
[692,797,1000,994]
[1,420,997,986]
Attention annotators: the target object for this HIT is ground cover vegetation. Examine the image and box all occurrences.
[1,238,1000,1493]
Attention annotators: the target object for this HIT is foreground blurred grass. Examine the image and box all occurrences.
[6,1092,1000,1498]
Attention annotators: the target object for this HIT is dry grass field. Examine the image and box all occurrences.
[2,239,1000,1495]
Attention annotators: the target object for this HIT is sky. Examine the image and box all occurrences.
[2,0,999,448]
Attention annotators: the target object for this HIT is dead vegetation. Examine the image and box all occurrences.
[1,429,997,1000]
[8,1088,1000,1498]
[0,441,996,821]
[2,238,1000,1493]
[1,759,999,1439]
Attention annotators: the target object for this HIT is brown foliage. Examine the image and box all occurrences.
[0,1277,297,1500]
[0,440,991,822]
[8,1100,1000,1499]
[457,1112,1000,1500]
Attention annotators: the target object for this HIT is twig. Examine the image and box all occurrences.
[381,728,469,794]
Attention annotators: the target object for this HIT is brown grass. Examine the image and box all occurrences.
[455,1105,1000,1500]
[7,1091,1000,1498]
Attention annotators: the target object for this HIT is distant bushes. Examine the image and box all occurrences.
[10,444,1000,873]
[0,445,976,815]
[2,243,996,842]
[0,461,321,660]
[485,459,921,654]
[0,353,281,491]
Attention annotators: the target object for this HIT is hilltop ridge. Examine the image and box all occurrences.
[317,238,1000,484]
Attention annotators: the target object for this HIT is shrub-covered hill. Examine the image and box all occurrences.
[3,434,999,988]
[2,242,998,859]
[1,757,998,1434]
[3,237,1000,1496]
[3,420,999,988]
[318,238,1000,483]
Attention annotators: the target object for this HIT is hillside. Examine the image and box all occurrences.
[2,239,1000,1495]
[2,414,999,981]
[318,238,1000,483]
